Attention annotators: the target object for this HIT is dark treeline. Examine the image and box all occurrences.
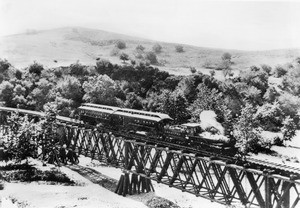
[0,58,300,154]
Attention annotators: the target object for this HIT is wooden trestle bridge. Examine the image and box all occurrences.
[0,107,300,208]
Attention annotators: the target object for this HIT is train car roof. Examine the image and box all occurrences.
[0,106,45,117]
[181,123,202,127]
[113,111,164,122]
[114,108,172,121]
[81,103,120,111]
[78,106,117,114]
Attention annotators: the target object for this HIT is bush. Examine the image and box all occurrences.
[29,62,44,76]
[274,65,288,78]
[110,47,120,56]
[222,52,232,61]
[145,51,158,64]
[115,40,126,49]
[136,44,145,51]
[152,43,162,53]
[190,67,196,73]
[175,45,184,53]
[261,64,272,75]
[202,59,213,69]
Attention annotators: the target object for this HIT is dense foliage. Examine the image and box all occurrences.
[0,57,299,155]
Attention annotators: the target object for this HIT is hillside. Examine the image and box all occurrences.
[0,27,299,75]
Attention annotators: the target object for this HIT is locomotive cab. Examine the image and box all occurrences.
[181,123,202,136]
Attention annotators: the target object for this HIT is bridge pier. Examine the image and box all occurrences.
[115,140,154,196]
[115,171,154,196]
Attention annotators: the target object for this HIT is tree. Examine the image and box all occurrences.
[162,93,191,123]
[152,44,162,53]
[145,51,158,64]
[233,103,261,154]
[295,57,300,65]
[56,76,83,104]
[82,75,119,106]
[124,92,143,110]
[261,64,272,75]
[96,59,113,75]
[221,52,232,61]
[120,52,129,63]
[3,112,40,163]
[115,40,126,49]
[254,102,284,131]
[189,83,232,132]
[274,65,288,78]
[0,81,14,106]
[12,84,27,108]
[27,78,55,110]
[28,61,44,76]
[174,75,197,103]
[0,59,10,73]
[175,45,184,53]
[70,61,88,76]
[15,70,23,80]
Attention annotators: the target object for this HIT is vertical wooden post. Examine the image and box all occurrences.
[265,170,272,208]
[282,181,290,208]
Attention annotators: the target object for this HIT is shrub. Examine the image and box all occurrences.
[222,52,232,61]
[145,51,158,64]
[110,47,120,56]
[136,44,145,51]
[152,43,162,53]
[274,65,288,77]
[216,60,231,70]
[202,59,213,69]
[115,40,126,49]
[209,70,215,77]
[190,67,196,74]
[134,51,143,59]
[261,64,272,75]
[175,45,184,53]
[130,60,136,66]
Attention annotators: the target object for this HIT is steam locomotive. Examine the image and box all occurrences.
[78,103,235,154]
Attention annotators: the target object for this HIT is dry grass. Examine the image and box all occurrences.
[0,27,299,76]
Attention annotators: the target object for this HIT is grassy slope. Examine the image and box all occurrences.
[0,27,299,76]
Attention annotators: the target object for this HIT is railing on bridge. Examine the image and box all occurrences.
[0,108,300,208]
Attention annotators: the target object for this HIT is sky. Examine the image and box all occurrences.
[0,0,300,50]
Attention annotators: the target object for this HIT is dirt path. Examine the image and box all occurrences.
[66,164,118,192]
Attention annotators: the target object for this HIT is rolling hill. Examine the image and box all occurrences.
[0,27,299,76]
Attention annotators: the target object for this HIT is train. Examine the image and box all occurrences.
[78,103,236,154]
[0,104,236,155]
